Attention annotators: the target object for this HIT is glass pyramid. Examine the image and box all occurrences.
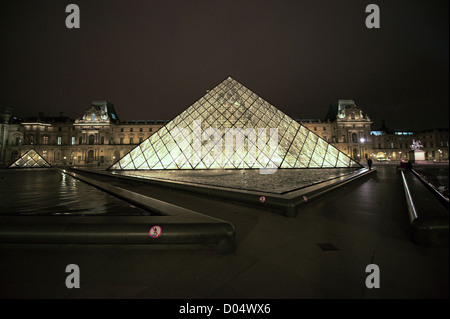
[110,77,361,170]
[9,149,51,168]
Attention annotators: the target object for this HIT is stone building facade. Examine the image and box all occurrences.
[1,100,448,167]
[298,100,373,162]
[1,102,167,167]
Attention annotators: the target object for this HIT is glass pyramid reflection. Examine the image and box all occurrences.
[9,149,51,168]
[110,77,361,170]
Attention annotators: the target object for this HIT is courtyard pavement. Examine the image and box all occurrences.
[0,164,448,299]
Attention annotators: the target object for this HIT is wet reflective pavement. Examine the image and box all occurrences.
[113,167,362,194]
[0,169,151,216]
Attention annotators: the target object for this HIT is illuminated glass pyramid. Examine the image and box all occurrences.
[110,77,361,170]
[9,149,51,168]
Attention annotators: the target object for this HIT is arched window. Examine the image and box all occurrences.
[11,150,19,160]
[89,135,95,145]
[87,150,94,163]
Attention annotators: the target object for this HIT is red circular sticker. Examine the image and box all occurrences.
[149,225,162,238]
[259,196,266,203]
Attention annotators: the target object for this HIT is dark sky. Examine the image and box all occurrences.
[0,0,448,130]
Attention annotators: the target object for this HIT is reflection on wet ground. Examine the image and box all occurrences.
[413,165,449,199]
[0,169,151,216]
[112,167,363,194]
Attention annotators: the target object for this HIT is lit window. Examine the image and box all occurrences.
[43,136,48,145]
[71,137,75,145]
[57,137,62,145]
[91,114,95,121]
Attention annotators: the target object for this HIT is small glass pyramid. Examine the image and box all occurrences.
[9,149,51,168]
[110,77,361,170]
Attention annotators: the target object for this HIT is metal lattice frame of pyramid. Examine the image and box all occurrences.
[8,149,52,168]
[109,77,362,170]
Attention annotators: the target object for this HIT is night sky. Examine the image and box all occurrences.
[0,0,448,131]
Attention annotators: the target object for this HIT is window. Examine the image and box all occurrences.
[351,113,355,120]
[314,127,317,131]
[390,142,394,149]
[91,113,95,121]
[71,137,75,145]
[149,128,152,132]
[323,127,326,131]
[130,128,133,132]
[352,133,357,143]
[89,135,95,145]
[431,141,434,147]
[44,126,48,131]
[42,150,47,159]
[120,128,124,132]
[57,137,62,145]
[139,137,143,143]
[120,137,124,144]
[140,128,143,132]
[129,138,133,144]
[58,127,62,132]
[43,136,48,145]
[79,136,83,145]
[100,136,104,145]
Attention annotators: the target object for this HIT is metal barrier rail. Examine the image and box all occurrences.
[400,170,418,224]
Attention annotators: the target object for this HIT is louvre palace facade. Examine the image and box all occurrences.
[0,101,168,167]
[1,90,448,168]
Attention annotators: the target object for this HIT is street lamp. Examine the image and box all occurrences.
[360,137,366,161]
